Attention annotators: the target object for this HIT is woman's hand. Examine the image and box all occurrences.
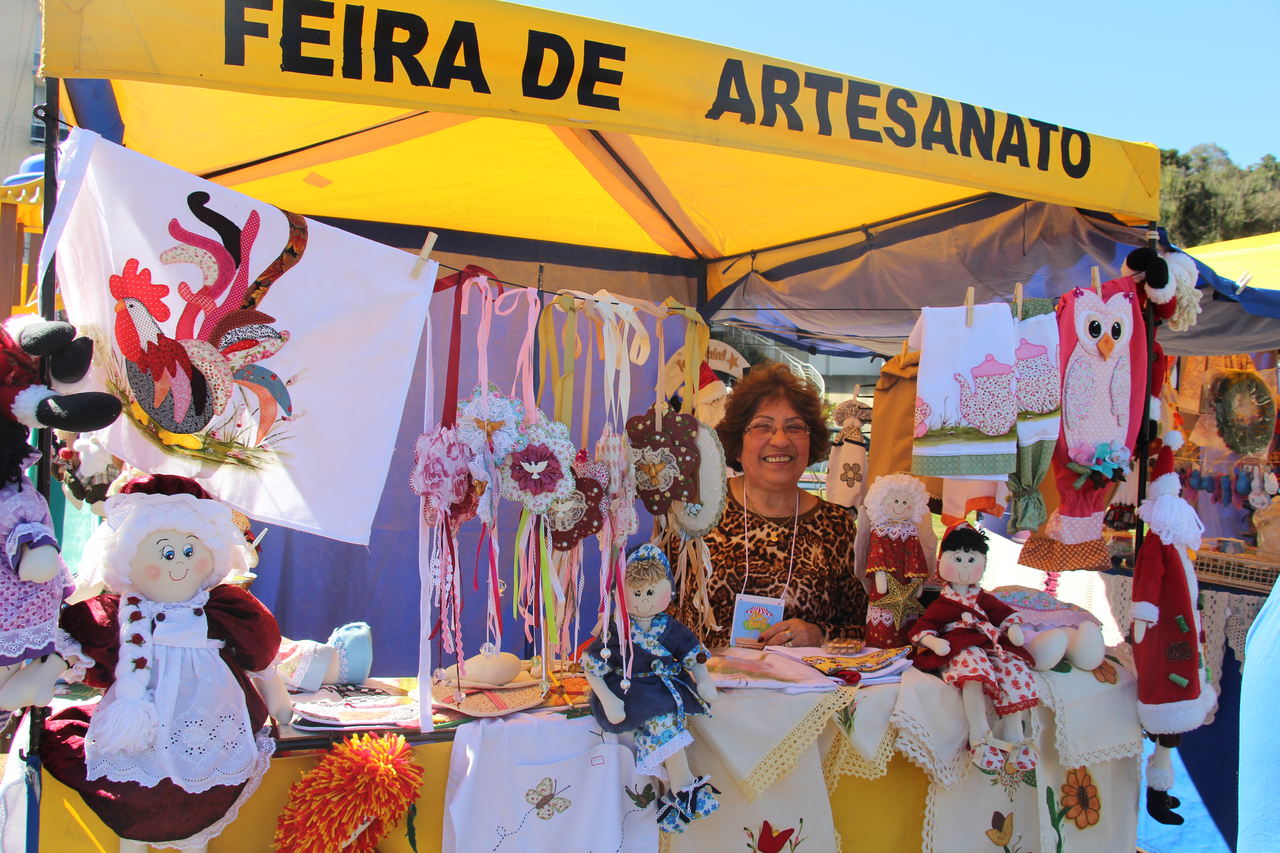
[760,618,823,648]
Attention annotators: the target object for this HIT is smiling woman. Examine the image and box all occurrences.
[670,362,866,648]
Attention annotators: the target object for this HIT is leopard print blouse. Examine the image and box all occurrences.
[670,491,866,648]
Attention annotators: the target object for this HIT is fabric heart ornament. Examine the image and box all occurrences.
[548,452,607,552]
[626,405,701,515]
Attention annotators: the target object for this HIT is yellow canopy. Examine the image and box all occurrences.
[42,0,1159,262]
[1188,232,1280,291]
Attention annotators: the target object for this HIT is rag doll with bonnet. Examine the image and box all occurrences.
[582,544,719,834]
[912,524,1040,774]
[39,492,285,852]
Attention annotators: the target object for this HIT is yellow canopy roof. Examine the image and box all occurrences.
[1188,232,1280,291]
[42,0,1159,261]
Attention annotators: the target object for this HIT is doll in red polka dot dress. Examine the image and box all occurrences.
[912,523,1040,773]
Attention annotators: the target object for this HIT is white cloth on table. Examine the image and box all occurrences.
[443,713,656,853]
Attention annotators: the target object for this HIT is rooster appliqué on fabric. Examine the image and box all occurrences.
[104,192,301,462]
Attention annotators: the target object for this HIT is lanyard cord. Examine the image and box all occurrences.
[740,481,800,602]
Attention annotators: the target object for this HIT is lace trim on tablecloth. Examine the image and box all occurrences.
[922,776,943,853]
[121,729,275,850]
[739,686,856,801]
[1034,670,1143,767]
[821,724,894,792]
[890,705,968,789]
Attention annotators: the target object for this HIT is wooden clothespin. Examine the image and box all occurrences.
[964,286,975,327]
[1090,266,1102,296]
[411,231,439,279]
[1014,282,1024,321]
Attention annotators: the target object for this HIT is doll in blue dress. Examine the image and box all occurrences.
[582,544,719,834]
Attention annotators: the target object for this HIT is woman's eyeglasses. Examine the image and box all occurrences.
[743,422,810,439]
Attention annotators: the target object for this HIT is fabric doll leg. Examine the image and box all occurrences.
[941,646,1000,703]
[991,655,1039,715]
[633,711,693,779]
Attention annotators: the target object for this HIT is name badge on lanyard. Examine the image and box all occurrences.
[730,593,785,649]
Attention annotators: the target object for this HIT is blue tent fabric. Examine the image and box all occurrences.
[707,198,1280,357]
[1238,582,1280,852]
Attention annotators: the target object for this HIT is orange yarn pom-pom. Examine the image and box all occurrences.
[274,732,424,853]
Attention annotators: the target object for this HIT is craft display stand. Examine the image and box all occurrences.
[36,668,1142,852]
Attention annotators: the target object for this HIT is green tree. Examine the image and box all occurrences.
[1160,145,1280,247]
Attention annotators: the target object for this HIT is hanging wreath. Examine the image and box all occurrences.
[1213,370,1277,455]
[499,414,576,514]
[458,384,527,522]
[410,426,477,531]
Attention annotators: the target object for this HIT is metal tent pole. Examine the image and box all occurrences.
[1132,223,1161,560]
[24,77,60,853]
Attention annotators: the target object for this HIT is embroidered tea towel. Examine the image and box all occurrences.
[444,714,657,853]
[43,129,432,545]
[1008,299,1062,532]
[911,305,1018,479]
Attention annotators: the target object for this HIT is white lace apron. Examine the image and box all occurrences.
[85,595,260,794]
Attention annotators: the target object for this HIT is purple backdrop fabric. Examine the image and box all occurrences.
[251,290,677,676]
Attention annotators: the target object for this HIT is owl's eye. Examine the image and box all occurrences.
[1110,321,1123,340]
[1087,320,1102,339]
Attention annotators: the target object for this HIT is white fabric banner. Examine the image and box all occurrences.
[46,129,433,544]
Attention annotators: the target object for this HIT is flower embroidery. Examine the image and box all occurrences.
[744,818,804,852]
[1059,766,1101,829]
[985,811,1013,846]
[840,462,863,488]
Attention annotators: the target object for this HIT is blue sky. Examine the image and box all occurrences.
[526,0,1279,166]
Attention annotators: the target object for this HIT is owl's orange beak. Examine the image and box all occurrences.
[1097,335,1115,360]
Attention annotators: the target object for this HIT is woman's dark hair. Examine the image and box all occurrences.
[940,524,989,555]
[0,420,32,489]
[715,361,829,469]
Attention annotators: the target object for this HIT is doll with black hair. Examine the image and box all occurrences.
[912,523,1040,773]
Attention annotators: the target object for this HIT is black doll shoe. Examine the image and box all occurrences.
[1146,787,1184,825]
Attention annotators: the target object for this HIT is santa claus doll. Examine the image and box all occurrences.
[1130,430,1216,825]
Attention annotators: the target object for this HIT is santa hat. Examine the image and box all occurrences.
[1137,430,1203,549]
[1148,431,1182,498]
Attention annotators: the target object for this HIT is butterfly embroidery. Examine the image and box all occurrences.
[525,777,571,820]
[624,782,656,809]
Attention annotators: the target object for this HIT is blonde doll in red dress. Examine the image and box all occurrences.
[860,473,930,648]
